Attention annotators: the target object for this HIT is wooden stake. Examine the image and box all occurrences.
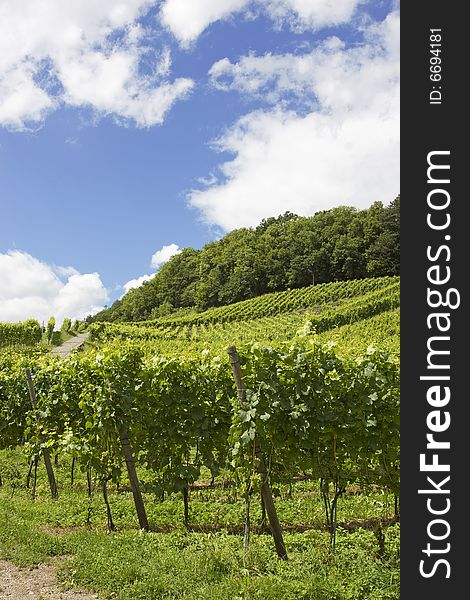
[119,423,149,531]
[183,486,189,528]
[227,346,287,560]
[25,368,58,500]
[244,481,251,552]
[260,491,267,532]
[31,457,38,501]
[86,464,93,498]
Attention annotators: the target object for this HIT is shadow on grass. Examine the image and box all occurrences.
[35,515,399,538]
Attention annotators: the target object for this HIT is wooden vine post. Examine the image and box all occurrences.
[227,346,288,560]
[119,423,149,531]
[25,367,59,500]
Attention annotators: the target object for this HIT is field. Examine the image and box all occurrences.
[0,276,400,599]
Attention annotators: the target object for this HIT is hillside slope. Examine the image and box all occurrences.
[90,198,399,323]
[89,275,400,359]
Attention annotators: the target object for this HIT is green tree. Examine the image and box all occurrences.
[364,197,400,276]
[61,318,72,335]
[89,197,400,323]
[46,316,56,344]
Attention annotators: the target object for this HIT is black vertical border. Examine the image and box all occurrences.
[401,2,466,597]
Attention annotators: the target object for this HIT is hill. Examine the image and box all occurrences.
[88,275,400,359]
[90,197,399,323]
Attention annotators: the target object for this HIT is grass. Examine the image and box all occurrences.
[0,449,399,599]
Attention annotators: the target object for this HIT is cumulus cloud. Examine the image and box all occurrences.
[0,0,193,130]
[160,0,364,45]
[0,63,55,130]
[209,12,399,115]
[54,265,80,278]
[160,0,249,47]
[120,244,180,297]
[55,40,193,127]
[261,0,364,30]
[150,243,180,268]
[208,31,399,116]
[0,250,108,325]
[190,11,399,230]
[122,274,153,294]
[190,108,398,230]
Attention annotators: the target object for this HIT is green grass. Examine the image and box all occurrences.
[1,278,400,598]
[0,449,399,599]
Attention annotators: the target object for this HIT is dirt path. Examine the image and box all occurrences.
[0,561,100,600]
[51,333,90,358]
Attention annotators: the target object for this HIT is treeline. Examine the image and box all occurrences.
[91,197,399,323]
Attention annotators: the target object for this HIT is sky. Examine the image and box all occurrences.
[0,0,399,325]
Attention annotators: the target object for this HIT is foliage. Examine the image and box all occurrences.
[0,319,43,348]
[47,317,56,344]
[0,268,400,598]
[91,276,398,333]
[0,334,399,502]
[86,277,399,364]
[90,198,400,322]
[61,318,72,335]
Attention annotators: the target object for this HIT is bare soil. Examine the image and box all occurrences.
[0,561,99,600]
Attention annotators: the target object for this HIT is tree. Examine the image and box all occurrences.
[364,197,400,276]
[89,197,400,323]
[46,317,56,344]
[61,318,72,335]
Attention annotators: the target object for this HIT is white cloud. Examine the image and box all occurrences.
[56,45,193,127]
[209,13,399,115]
[122,274,153,294]
[262,0,364,30]
[150,243,180,268]
[160,0,364,45]
[53,273,109,323]
[0,0,193,130]
[0,250,108,325]
[190,109,399,230]
[191,11,399,230]
[0,63,55,131]
[54,265,80,278]
[160,0,249,46]
[120,244,180,297]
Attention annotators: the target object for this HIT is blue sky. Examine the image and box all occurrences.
[0,0,399,324]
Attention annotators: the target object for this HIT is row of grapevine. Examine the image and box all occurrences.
[316,308,400,357]
[134,276,399,329]
[88,282,400,358]
[0,319,43,348]
[0,336,399,511]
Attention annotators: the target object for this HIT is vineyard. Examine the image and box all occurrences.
[0,319,43,348]
[128,275,399,327]
[0,276,400,599]
[88,276,400,357]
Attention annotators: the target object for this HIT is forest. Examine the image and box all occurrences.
[90,197,399,323]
